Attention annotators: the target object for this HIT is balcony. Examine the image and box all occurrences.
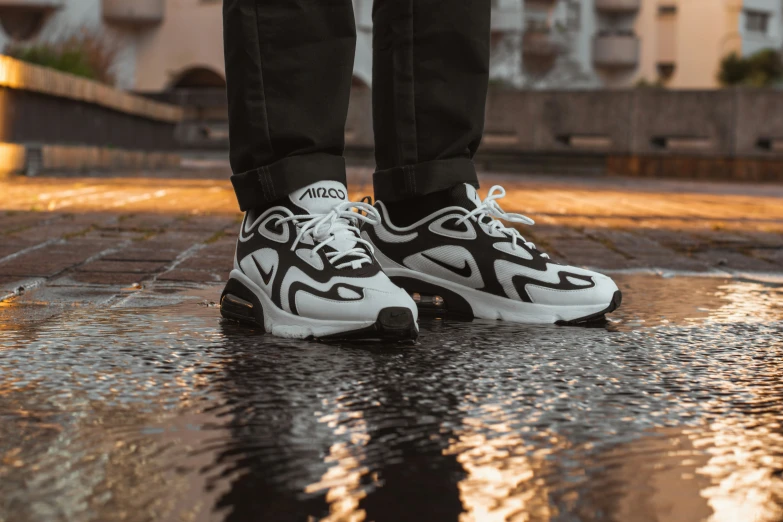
[522,28,563,75]
[593,33,639,68]
[595,0,641,13]
[102,0,163,27]
[523,30,563,58]
[0,0,62,40]
[0,0,62,8]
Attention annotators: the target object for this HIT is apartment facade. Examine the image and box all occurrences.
[635,0,783,87]
[0,0,781,92]
[521,0,783,88]
[0,0,225,92]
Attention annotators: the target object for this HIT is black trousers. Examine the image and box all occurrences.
[223,0,490,211]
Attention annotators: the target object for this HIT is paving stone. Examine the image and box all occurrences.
[0,213,53,235]
[109,213,180,231]
[0,242,38,260]
[1,172,781,292]
[75,260,167,273]
[66,271,147,285]
[176,255,230,271]
[749,249,783,268]
[546,238,631,270]
[102,247,183,263]
[527,224,586,240]
[641,229,704,254]
[0,275,24,289]
[157,269,226,283]
[0,240,118,277]
[585,229,711,271]
[200,239,236,259]
[176,215,238,232]
[741,231,783,247]
[141,232,211,250]
[695,249,778,272]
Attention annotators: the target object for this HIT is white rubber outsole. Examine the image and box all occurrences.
[385,266,614,324]
[228,270,377,339]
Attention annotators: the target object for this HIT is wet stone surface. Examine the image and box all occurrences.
[1,274,783,522]
[1,170,783,298]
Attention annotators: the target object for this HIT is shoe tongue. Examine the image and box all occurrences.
[449,183,482,210]
[288,180,365,265]
[289,181,348,215]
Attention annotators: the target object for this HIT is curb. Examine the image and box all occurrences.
[0,143,180,177]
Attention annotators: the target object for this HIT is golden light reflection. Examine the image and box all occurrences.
[2,175,783,234]
[696,417,783,522]
[708,282,783,324]
[445,406,554,522]
[0,143,25,175]
[0,56,23,89]
[304,404,371,522]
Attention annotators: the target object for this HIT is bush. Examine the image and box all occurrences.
[4,30,118,85]
[718,49,783,87]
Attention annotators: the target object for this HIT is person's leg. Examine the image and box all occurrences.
[223,0,356,211]
[364,0,622,325]
[220,0,418,340]
[370,0,491,209]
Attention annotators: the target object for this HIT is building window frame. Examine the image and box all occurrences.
[744,9,771,35]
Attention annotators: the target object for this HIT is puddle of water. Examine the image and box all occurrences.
[1,274,782,522]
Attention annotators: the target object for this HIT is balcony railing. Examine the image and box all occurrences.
[0,0,62,8]
[595,0,641,13]
[0,0,62,39]
[102,0,163,27]
[522,26,564,58]
[593,33,639,68]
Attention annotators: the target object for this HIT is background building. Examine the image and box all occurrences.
[0,0,781,93]
[0,0,225,92]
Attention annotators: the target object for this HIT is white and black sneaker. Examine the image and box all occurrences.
[220,181,418,340]
[363,184,622,325]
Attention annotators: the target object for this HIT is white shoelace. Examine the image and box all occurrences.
[455,185,550,259]
[275,201,381,269]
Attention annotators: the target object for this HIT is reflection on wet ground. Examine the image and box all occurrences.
[1,274,782,522]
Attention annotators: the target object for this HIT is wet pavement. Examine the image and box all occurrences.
[1,167,782,521]
[2,167,783,300]
[2,273,783,522]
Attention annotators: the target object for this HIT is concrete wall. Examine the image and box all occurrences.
[335,86,783,181]
[479,88,783,158]
[0,56,181,153]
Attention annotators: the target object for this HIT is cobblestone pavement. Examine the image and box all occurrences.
[1,166,782,301]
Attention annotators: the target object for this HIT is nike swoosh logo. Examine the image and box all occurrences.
[251,255,274,285]
[421,253,472,278]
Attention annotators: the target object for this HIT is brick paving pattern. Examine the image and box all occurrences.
[1,167,781,300]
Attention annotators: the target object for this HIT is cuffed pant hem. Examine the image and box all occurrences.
[231,153,347,211]
[372,157,479,203]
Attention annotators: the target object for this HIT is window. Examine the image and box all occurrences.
[745,10,770,34]
[566,0,580,30]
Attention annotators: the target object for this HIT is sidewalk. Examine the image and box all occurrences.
[1,167,782,301]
